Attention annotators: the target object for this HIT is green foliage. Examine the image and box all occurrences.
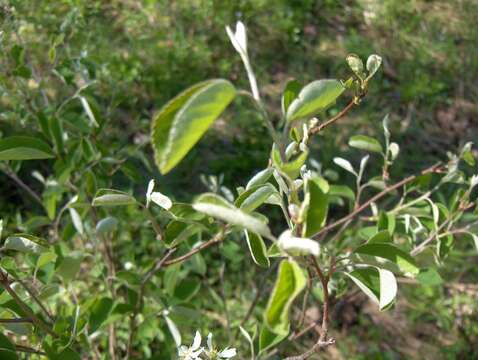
[0,1,477,359]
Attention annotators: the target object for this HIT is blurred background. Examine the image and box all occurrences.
[1,1,477,359]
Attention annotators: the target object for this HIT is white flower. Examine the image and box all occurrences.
[178,331,203,360]
[278,230,320,257]
[145,179,173,210]
[205,333,237,359]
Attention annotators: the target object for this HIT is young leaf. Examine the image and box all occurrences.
[3,234,49,254]
[281,79,302,116]
[346,266,397,310]
[89,297,113,332]
[244,230,270,267]
[354,243,419,275]
[303,177,329,237]
[265,259,306,335]
[271,143,308,180]
[0,136,55,161]
[333,157,357,176]
[151,79,236,174]
[259,325,287,354]
[92,189,136,207]
[349,135,383,153]
[235,183,277,213]
[366,54,382,80]
[346,54,364,77]
[246,168,273,190]
[277,230,320,257]
[193,193,272,239]
[286,79,345,122]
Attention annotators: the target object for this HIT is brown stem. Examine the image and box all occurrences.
[126,248,176,359]
[313,162,443,240]
[164,229,226,267]
[0,271,57,337]
[309,100,356,135]
[0,318,32,323]
[15,276,54,322]
[284,257,335,360]
[14,344,46,355]
[0,166,43,207]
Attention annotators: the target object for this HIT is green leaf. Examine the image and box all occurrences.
[0,350,17,360]
[89,297,114,332]
[271,143,308,180]
[0,136,54,161]
[92,189,136,207]
[3,234,49,254]
[417,267,443,286]
[304,177,329,237]
[349,135,383,153]
[193,193,272,239]
[235,183,277,213]
[286,79,345,122]
[265,259,306,335]
[259,325,287,354]
[346,266,397,310]
[244,230,270,268]
[366,54,382,80]
[0,333,16,352]
[151,79,236,174]
[281,79,302,116]
[173,279,201,302]
[95,217,119,235]
[367,230,391,244]
[56,254,83,281]
[346,54,364,77]
[354,243,419,275]
[246,168,273,190]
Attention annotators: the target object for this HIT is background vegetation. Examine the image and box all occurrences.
[0,0,477,359]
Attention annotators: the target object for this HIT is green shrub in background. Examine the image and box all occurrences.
[0,1,477,359]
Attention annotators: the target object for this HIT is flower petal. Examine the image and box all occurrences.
[207,332,213,351]
[191,331,202,350]
[146,179,155,207]
[219,347,237,358]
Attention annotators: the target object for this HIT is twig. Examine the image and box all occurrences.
[126,248,176,359]
[164,229,226,267]
[0,271,57,337]
[313,162,443,240]
[0,318,32,323]
[14,344,46,355]
[14,276,54,322]
[0,166,43,207]
[309,100,356,135]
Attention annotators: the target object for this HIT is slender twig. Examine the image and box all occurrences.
[126,248,176,359]
[309,100,356,135]
[164,229,226,267]
[0,318,32,323]
[14,276,54,322]
[14,344,46,355]
[0,166,43,206]
[313,162,444,240]
[0,271,57,337]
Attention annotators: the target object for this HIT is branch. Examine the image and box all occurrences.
[0,318,32,323]
[0,271,57,337]
[14,344,46,355]
[164,228,226,267]
[126,248,176,359]
[0,166,43,207]
[309,100,356,135]
[313,162,444,239]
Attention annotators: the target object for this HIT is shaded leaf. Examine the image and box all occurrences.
[0,136,54,161]
[244,230,270,267]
